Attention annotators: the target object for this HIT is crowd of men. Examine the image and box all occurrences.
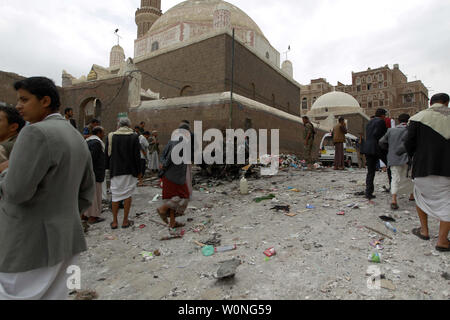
[0,76,448,300]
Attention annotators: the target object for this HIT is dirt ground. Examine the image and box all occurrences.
[73,167,449,300]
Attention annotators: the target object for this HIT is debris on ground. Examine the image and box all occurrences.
[263,247,276,257]
[215,259,241,279]
[270,205,290,213]
[253,194,276,203]
[74,290,98,300]
[201,245,215,257]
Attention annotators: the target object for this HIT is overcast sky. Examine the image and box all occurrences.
[1,0,449,96]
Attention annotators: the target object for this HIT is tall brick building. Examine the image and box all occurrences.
[301,64,429,120]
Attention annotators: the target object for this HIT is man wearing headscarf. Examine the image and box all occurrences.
[405,93,450,252]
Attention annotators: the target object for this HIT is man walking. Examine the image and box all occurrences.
[302,116,315,169]
[359,108,388,199]
[0,77,95,299]
[64,107,77,129]
[138,130,150,187]
[106,118,141,229]
[405,93,450,252]
[83,126,107,224]
[379,113,414,210]
[332,117,347,170]
[0,106,25,163]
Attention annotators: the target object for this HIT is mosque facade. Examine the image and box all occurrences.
[56,0,324,156]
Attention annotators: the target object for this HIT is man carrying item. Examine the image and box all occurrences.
[0,106,25,163]
[64,107,77,129]
[83,126,107,225]
[379,113,414,210]
[302,116,315,169]
[106,118,141,229]
[0,77,95,300]
[359,108,388,199]
[405,93,450,252]
[332,117,347,170]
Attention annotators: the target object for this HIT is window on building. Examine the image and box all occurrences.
[313,97,317,104]
[302,97,308,110]
[379,100,384,106]
[356,78,361,85]
[357,85,361,92]
[378,74,384,81]
[368,101,372,108]
[151,41,159,52]
[363,85,367,91]
[367,76,372,83]
[378,82,383,89]
[367,83,372,91]
[403,93,414,103]
[362,77,366,83]
[384,82,387,87]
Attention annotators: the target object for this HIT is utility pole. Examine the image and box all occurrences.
[229,28,235,129]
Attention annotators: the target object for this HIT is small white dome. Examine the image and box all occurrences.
[311,91,360,110]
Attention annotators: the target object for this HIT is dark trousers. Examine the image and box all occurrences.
[365,154,392,196]
[140,159,147,176]
[365,155,378,196]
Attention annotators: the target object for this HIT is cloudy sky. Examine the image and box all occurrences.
[1,0,449,95]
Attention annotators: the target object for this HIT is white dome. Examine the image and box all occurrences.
[311,91,360,110]
[148,0,266,40]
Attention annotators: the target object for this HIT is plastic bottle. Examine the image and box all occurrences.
[215,245,237,253]
[368,252,382,263]
[385,222,397,233]
[240,176,248,195]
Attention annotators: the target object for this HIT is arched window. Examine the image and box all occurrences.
[302,97,308,110]
[180,85,193,97]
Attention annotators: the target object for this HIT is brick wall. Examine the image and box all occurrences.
[60,76,130,134]
[136,33,300,117]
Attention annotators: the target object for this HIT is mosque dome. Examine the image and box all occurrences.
[147,0,267,41]
[310,91,361,115]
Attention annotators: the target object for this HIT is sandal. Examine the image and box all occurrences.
[110,222,118,230]
[88,217,105,224]
[411,227,430,241]
[390,203,399,210]
[157,208,168,224]
[435,246,450,252]
[170,222,185,229]
[122,220,135,229]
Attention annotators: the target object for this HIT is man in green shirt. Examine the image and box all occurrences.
[302,116,315,169]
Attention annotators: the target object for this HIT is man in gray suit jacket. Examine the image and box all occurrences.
[0,77,95,300]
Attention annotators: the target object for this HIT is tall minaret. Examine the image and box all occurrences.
[135,0,162,38]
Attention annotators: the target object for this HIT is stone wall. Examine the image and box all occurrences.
[0,71,25,105]
[129,96,325,160]
[60,76,130,134]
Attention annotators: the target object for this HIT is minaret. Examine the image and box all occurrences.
[135,0,162,38]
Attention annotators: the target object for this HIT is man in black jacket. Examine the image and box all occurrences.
[360,108,388,199]
[82,126,106,225]
[106,118,141,229]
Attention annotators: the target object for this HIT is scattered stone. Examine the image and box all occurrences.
[215,259,241,279]
[380,279,396,291]
[441,272,450,280]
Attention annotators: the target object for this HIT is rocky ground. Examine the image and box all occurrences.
[72,167,449,300]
